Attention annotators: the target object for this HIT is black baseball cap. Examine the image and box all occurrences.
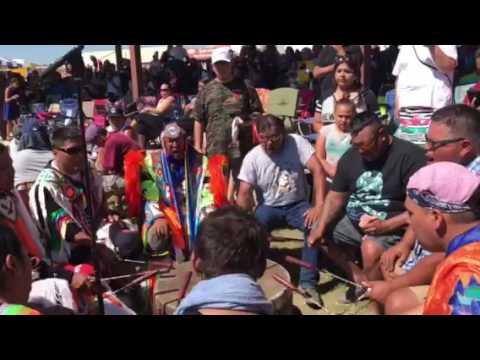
[107,107,124,118]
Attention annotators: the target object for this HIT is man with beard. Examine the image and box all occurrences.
[308,111,426,303]
[237,114,326,307]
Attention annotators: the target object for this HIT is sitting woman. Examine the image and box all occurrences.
[137,83,179,148]
[315,98,355,182]
[313,55,378,133]
[0,224,41,315]
[175,206,273,315]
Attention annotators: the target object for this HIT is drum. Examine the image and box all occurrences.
[152,260,293,315]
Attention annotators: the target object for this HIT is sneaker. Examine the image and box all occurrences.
[299,286,324,310]
[340,286,368,304]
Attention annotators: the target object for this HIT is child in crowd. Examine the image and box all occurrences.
[315,98,355,181]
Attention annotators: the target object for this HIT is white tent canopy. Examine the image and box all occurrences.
[0,56,26,67]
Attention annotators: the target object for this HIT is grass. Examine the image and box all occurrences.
[270,229,374,316]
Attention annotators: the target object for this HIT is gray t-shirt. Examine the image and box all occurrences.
[238,134,314,207]
[12,149,54,186]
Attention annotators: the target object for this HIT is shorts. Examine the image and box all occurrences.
[408,285,430,303]
[3,104,20,122]
[329,215,402,250]
[402,240,432,273]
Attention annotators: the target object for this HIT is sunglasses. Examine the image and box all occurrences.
[56,146,83,155]
[424,135,465,151]
[160,88,171,92]
[335,55,351,64]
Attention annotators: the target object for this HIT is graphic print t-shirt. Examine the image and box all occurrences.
[238,134,314,207]
[332,138,426,228]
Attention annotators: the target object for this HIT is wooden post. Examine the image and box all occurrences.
[129,45,143,101]
[115,45,123,68]
[0,72,5,140]
[361,45,371,89]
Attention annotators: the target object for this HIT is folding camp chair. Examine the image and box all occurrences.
[295,89,316,140]
[267,87,299,133]
[455,83,477,104]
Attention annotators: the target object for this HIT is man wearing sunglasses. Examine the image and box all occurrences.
[364,104,480,314]
[29,127,109,266]
[308,111,426,303]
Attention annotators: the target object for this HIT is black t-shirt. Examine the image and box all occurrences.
[314,45,364,102]
[332,138,426,230]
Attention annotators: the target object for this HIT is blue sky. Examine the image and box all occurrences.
[0,45,207,65]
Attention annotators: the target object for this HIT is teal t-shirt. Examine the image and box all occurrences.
[321,124,352,165]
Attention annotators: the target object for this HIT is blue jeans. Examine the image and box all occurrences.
[255,201,319,289]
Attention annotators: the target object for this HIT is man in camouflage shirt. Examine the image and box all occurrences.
[193,47,263,194]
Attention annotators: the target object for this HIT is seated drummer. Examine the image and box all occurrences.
[308,111,426,303]
[29,127,135,269]
[236,114,326,307]
[125,122,215,261]
[0,224,80,315]
[0,224,42,315]
[175,206,273,315]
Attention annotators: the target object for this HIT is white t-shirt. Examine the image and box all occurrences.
[393,45,458,109]
[12,149,54,186]
[238,134,314,207]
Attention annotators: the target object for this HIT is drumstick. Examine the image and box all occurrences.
[272,274,331,314]
[285,256,365,289]
[271,274,308,298]
[120,258,174,270]
[177,271,193,305]
[100,271,159,282]
[112,269,161,295]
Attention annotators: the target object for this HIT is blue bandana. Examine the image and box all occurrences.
[407,188,473,214]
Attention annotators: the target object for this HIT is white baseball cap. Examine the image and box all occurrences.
[211,47,232,64]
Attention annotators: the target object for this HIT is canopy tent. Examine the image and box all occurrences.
[0,56,25,68]
[82,46,168,66]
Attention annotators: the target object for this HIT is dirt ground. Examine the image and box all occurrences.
[270,228,375,315]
